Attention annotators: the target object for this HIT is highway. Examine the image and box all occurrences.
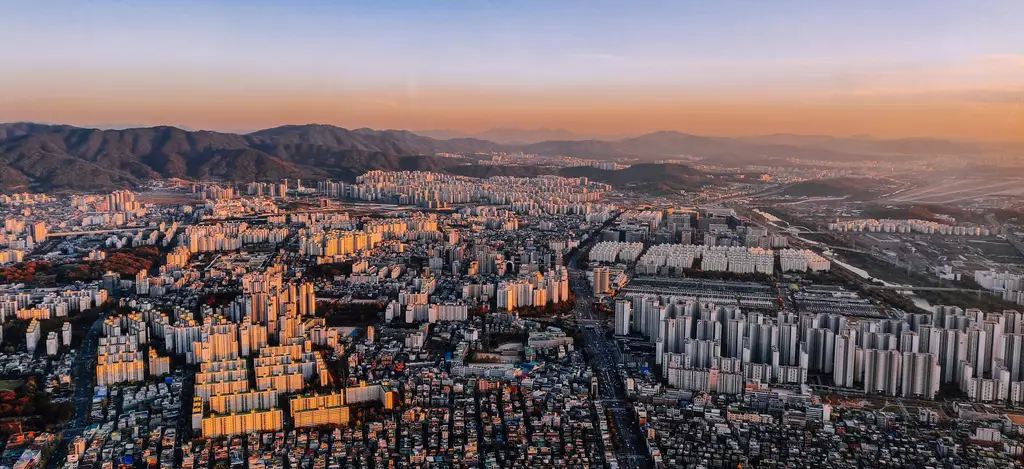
[46,311,108,469]
[864,285,989,293]
[68,312,109,434]
[48,227,149,237]
[566,213,651,469]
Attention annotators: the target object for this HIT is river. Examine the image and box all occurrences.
[757,210,934,310]
[823,252,933,310]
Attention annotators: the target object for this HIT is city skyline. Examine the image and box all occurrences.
[1,0,1023,141]
[4,3,1024,467]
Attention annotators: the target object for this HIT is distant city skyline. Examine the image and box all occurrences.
[2,0,1023,141]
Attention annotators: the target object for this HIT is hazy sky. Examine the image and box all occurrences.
[2,0,1023,140]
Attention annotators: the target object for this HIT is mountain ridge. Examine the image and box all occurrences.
[0,123,488,192]
[1,122,1018,192]
[416,128,636,144]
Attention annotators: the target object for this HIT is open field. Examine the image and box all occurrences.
[0,380,24,391]
[885,178,1024,204]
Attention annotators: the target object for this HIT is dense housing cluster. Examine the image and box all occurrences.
[0,171,1022,469]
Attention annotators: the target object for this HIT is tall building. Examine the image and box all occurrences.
[863,348,902,396]
[778,322,799,366]
[26,319,41,353]
[201,409,284,438]
[593,267,611,295]
[833,334,857,389]
[148,349,171,376]
[290,392,350,428]
[45,332,59,356]
[901,352,941,399]
[966,328,988,377]
[806,328,836,374]
[939,329,968,384]
[30,221,47,244]
[614,300,631,336]
[900,331,920,353]
[1006,334,1024,381]
[61,322,72,346]
[982,320,1004,375]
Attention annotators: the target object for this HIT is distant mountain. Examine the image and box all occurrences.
[520,131,882,164]
[0,122,76,140]
[417,128,634,144]
[741,134,1015,156]
[2,122,1018,192]
[519,131,1023,163]
[558,163,713,195]
[249,125,500,154]
[448,164,556,179]
[521,139,635,160]
[414,129,471,140]
[90,123,199,132]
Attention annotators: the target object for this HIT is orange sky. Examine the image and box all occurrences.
[2,2,1023,140]
[5,81,1022,140]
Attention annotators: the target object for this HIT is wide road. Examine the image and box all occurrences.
[46,311,109,469]
[566,213,651,469]
[68,312,109,433]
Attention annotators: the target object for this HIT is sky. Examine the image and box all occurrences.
[1,0,1023,140]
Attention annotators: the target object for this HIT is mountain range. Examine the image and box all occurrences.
[0,122,1019,192]
[416,128,636,144]
[0,123,503,192]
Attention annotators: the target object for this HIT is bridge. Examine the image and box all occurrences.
[864,285,989,294]
[823,245,915,271]
[825,245,872,255]
[787,225,837,234]
[48,227,150,238]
